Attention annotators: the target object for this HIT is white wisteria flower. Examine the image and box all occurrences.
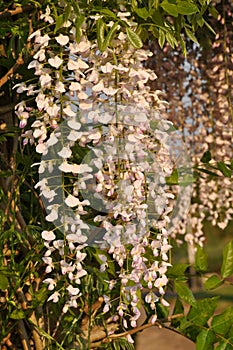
[47,291,60,302]
[55,81,66,93]
[67,119,81,130]
[40,5,54,24]
[48,55,63,68]
[57,146,72,159]
[67,58,89,71]
[67,285,81,296]
[45,209,58,222]
[55,34,69,46]
[42,230,56,241]
[63,106,76,117]
[40,74,52,88]
[65,194,80,208]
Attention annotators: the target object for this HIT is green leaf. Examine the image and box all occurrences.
[96,18,106,51]
[196,13,205,27]
[151,9,164,26]
[196,329,215,350]
[166,168,178,185]
[201,150,212,163]
[167,263,189,278]
[215,341,233,350]
[203,19,216,35]
[208,5,219,19]
[135,7,150,20]
[180,36,187,56]
[64,3,71,23]
[195,246,208,273]
[102,22,118,51]
[221,240,233,279]
[217,162,232,178]
[158,28,166,48]
[98,8,117,19]
[211,307,233,336]
[156,301,169,319]
[113,340,121,350]
[195,167,218,177]
[54,14,65,34]
[174,281,196,306]
[165,31,178,48]
[0,274,8,290]
[149,0,160,10]
[75,15,85,43]
[126,27,143,48]
[187,297,219,326]
[70,0,80,15]
[184,27,199,44]
[10,309,25,320]
[160,1,178,17]
[204,275,223,290]
[177,1,199,15]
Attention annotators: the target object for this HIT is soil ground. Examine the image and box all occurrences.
[136,327,195,350]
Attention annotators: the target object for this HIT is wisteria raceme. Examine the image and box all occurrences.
[14,4,193,335]
[148,1,233,246]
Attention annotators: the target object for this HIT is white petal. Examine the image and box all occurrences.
[58,146,72,158]
[67,119,81,130]
[67,130,82,141]
[42,230,56,241]
[92,81,104,92]
[48,56,63,68]
[67,285,80,295]
[79,101,92,110]
[47,134,58,146]
[103,87,118,96]
[64,106,76,117]
[36,143,48,154]
[76,164,92,173]
[55,81,66,93]
[55,34,69,46]
[65,194,80,207]
[77,58,89,69]
[69,82,82,91]
[97,113,112,124]
[59,162,74,172]
[46,209,58,222]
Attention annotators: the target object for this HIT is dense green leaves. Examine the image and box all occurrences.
[187,297,219,326]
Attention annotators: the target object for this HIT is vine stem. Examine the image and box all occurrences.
[0,54,24,88]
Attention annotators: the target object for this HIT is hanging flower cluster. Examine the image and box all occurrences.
[147,2,233,247]
[14,4,192,334]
